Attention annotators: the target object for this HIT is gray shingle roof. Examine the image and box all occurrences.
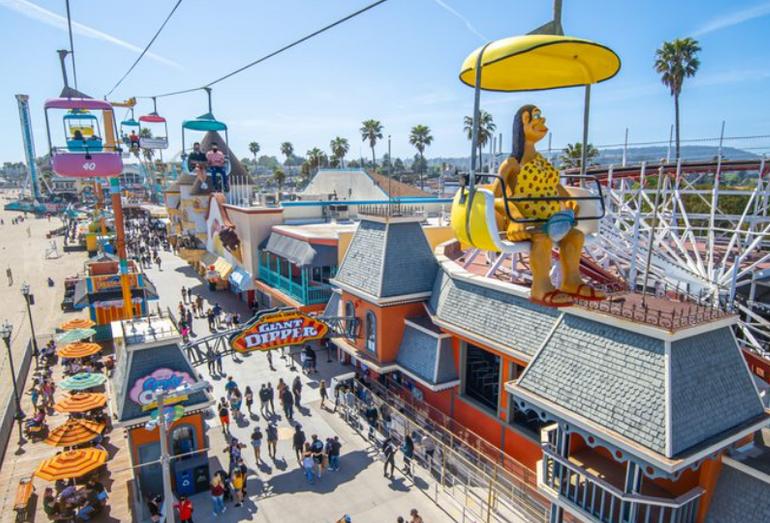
[516,318,767,459]
[396,323,458,385]
[429,269,560,359]
[118,343,208,422]
[323,291,340,317]
[670,328,765,455]
[334,219,436,299]
[517,315,668,453]
[705,464,770,523]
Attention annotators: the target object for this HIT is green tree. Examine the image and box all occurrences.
[654,37,701,159]
[273,167,286,192]
[360,119,383,167]
[463,110,496,166]
[248,141,260,162]
[559,142,599,169]
[409,124,433,190]
[329,137,350,168]
[280,142,294,166]
[300,161,312,181]
[306,147,325,172]
[394,157,405,173]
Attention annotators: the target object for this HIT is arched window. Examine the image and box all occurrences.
[366,311,376,352]
[344,301,355,338]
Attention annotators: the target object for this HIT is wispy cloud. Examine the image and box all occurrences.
[692,1,770,37]
[429,0,488,42]
[0,0,181,68]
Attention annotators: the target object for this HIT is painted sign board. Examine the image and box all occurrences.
[230,308,328,353]
[129,368,195,411]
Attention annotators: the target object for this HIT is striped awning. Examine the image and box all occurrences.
[229,267,254,292]
[212,257,233,280]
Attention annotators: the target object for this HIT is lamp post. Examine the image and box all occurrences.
[149,380,210,522]
[20,282,38,366]
[1,320,25,444]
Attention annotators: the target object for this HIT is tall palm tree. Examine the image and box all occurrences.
[409,124,433,190]
[330,137,350,168]
[463,111,496,167]
[280,142,294,166]
[559,142,599,169]
[654,37,701,160]
[248,142,260,162]
[360,119,383,167]
[273,167,286,192]
[306,147,325,172]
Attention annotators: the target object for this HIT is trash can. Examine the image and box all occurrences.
[174,468,195,497]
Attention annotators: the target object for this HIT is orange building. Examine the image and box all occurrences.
[110,315,214,504]
[327,211,770,523]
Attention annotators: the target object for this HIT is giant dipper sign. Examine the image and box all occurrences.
[229,308,329,353]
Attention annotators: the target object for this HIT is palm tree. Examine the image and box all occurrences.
[330,137,350,168]
[248,142,260,162]
[409,124,433,190]
[273,167,286,192]
[654,37,701,160]
[559,142,599,169]
[463,111,496,167]
[306,148,325,173]
[280,142,294,166]
[360,120,383,167]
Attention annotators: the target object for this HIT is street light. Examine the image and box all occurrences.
[20,282,38,366]
[148,380,210,522]
[1,320,25,444]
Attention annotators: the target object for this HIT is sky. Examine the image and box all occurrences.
[1,0,770,164]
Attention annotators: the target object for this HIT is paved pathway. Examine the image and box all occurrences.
[141,249,454,522]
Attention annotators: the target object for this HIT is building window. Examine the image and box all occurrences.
[463,343,500,414]
[344,301,356,338]
[171,424,196,458]
[509,402,548,440]
[366,311,376,352]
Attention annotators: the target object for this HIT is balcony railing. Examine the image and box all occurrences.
[539,444,704,523]
[258,264,333,305]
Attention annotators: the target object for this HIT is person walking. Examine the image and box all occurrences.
[266,423,278,460]
[206,346,216,376]
[196,294,204,317]
[210,476,225,516]
[267,382,276,415]
[401,434,415,477]
[292,424,306,464]
[282,387,294,420]
[328,435,342,471]
[206,309,215,331]
[292,376,302,408]
[259,384,270,417]
[319,379,329,410]
[266,349,274,371]
[186,308,194,336]
[244,386,254,416]
[302,443,315,484]
[410,509,424,523]
[218,400,231,436]
[6,266,12,286]
[229,387,243,423]
[383,436,397,479]
[231,469,245,507]
[309,434,324,479]
[181,286,187,304]
[215,349,224,376]
[250,426,263,464]
[174,496,194,523]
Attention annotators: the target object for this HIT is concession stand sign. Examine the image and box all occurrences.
[229,309,329,353]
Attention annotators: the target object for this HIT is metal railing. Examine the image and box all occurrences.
[257,264,334,305]
[343,378,550,522]
[540,444,703,523]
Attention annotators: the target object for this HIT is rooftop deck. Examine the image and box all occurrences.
[441,239,732,333]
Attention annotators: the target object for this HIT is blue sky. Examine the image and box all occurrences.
[1,0,769,164]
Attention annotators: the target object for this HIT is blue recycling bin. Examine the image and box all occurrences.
[175,468,195,497]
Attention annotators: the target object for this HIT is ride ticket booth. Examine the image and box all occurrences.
[110,315,214,501]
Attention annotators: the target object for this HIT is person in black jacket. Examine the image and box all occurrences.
[292,424,306,464]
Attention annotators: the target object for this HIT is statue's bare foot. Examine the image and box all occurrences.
[562,284,605,301]
[530,289,574,308]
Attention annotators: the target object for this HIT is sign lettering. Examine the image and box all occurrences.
[129,368,195,411]
[229,308,328,353]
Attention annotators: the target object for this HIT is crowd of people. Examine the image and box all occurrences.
[125,216,169,271]
[43,479,108,521]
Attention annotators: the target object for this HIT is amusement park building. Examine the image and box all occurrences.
[326,212,770,523]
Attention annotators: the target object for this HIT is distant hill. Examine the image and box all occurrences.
[426,145,758,171]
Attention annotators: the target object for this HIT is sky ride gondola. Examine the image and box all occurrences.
[119,108,141,149]
[44,97,123,178]
[138,97,169,150]
[181,87,230,175]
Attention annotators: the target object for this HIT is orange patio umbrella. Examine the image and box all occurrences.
[54,393,108,414]
[45,419,105,447]
[34,448,108,481]
[57,342,102,359]
[59,318,96,331]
